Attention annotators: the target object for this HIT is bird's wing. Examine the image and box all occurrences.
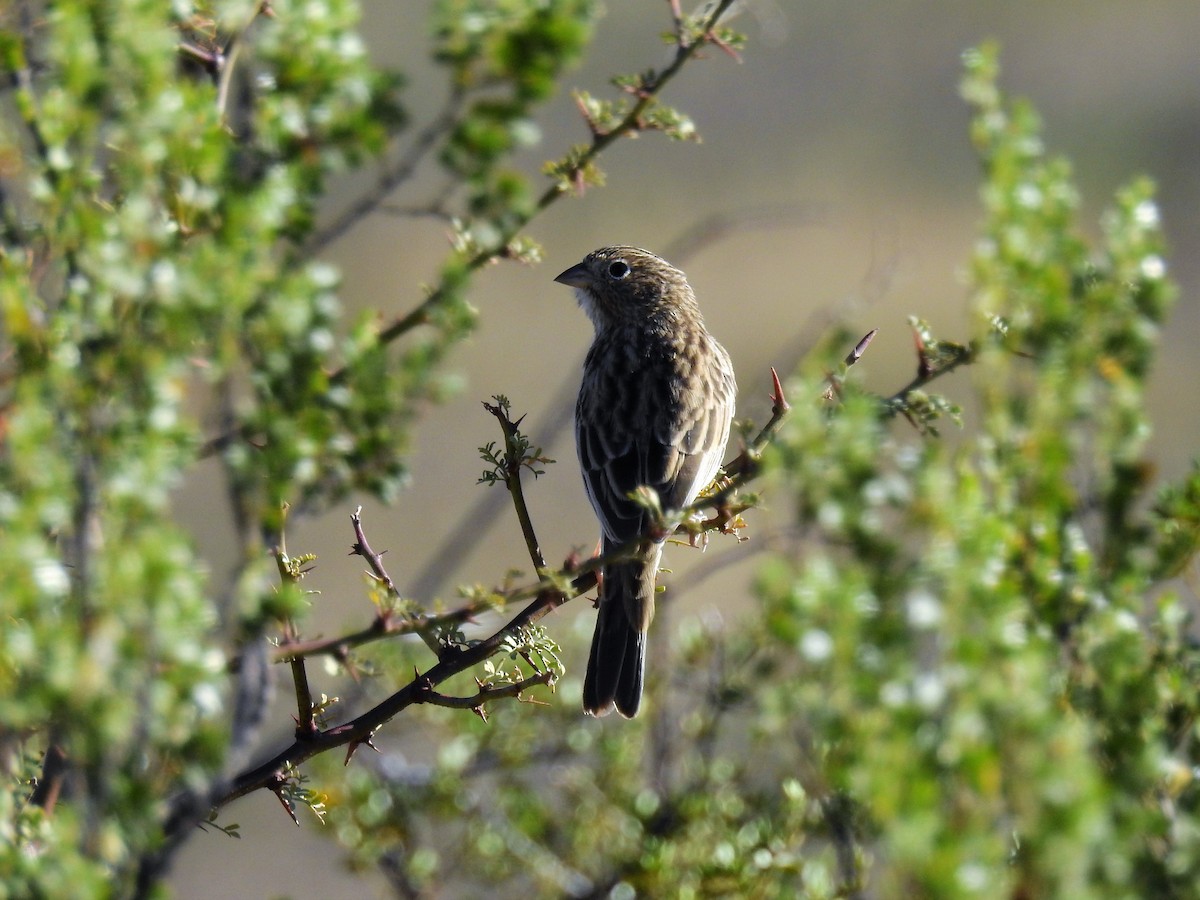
[577,358,734,546]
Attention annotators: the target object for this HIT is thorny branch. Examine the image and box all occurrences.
[218,361,785,809]
[274,531,318,737]
[482,397,553,574]
[344,506,442,655]
[422,670,557,718]
[214,312,989,818]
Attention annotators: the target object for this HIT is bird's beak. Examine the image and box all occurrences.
[554,262,591,289]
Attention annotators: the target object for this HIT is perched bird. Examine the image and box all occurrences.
[555,247,736,717]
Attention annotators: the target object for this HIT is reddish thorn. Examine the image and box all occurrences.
[769,367,790,411]
[910,324,934,378]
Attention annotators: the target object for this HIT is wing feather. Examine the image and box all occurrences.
[577,334,735,546]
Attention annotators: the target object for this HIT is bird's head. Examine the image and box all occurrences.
[554,246,697,331]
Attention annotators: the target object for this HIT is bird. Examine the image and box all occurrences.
[555,246,736,717]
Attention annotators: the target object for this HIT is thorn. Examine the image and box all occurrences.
[848,329,878,365]
[344,733,380,766]
[912,324,933,379]
[473,706,489,723]
[769,367,790,411]
[269,774,300,826]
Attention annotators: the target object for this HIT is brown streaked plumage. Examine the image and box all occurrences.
[555,246,736,717]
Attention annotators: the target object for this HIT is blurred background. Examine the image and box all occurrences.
[170,1,1199,894]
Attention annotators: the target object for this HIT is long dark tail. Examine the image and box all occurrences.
[583,557,656,718]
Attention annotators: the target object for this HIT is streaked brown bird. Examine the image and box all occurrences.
[555,247,736,717]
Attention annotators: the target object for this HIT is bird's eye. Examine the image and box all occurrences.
[607,260,630,280]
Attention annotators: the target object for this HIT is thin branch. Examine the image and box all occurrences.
[483,400,549,573]
[275,540,317,737]
[349,504,399,597]
[420,670,556,713]
[271,601,488,663]
[723,366,791,479]
[217,579,571,806]
[883,344,976,412]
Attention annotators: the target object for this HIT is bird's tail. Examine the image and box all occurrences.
[583,554,658,718]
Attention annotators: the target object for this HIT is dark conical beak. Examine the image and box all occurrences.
[554,262,591,289]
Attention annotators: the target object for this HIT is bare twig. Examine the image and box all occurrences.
[483,400,549,573]
[724,367,791,478]
[419,670,556,715]
[272,601,488,663]
[217,578,572,805]
[349,505,398,599]
[274,538,317,737]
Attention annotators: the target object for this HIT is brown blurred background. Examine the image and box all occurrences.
[170,1,1200,895]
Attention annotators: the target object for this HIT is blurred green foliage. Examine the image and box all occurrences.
[321,43,1200,900]
[1,0,1197,897]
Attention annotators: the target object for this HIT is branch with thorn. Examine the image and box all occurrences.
[217,321,991,814]
[215,362,787,811]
